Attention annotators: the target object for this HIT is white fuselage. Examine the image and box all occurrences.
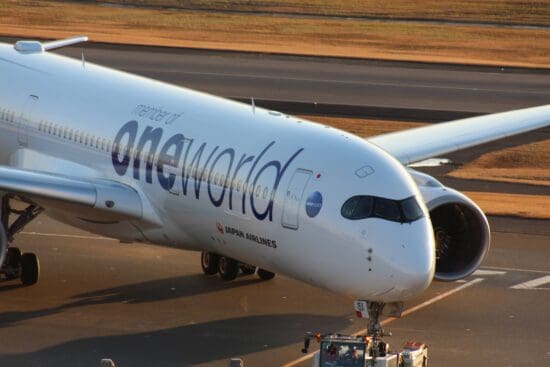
[0,43,435,301]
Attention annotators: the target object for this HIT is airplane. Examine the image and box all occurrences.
[0,36,549,331]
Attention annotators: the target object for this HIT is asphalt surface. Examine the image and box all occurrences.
[0,41,548,366]
[41,42,550,117]
[0,215,549,367]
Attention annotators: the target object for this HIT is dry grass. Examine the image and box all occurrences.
[449,140,550,186]
[0,1,549,67]
[95,0,550,25]
[298,115,426,137]
[464,191,550,219]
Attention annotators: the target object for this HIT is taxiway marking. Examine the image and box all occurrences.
[473,269,507,276]
[510,275,550,290]
[482,265,550,274]
[282,278,484,367]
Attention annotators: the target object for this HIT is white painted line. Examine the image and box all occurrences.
[20,231,117,241]
[511,275,550,290]
[281,278,484,367]
[482,266,550,275]
[473,270,507,276]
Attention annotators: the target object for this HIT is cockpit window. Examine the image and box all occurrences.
[401,196,424,222]
[341,196,373,220]
[341,195,424,223]
[373,197,401,222]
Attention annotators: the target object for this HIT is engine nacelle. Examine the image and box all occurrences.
[409,170,491,281]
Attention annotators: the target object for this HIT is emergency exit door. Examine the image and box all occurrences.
[18,95,39,146]
[281,169,312,230]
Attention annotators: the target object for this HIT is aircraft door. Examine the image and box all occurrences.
[281,169,312,230]
[19,95,39,146]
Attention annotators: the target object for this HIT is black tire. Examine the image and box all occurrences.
[218,256,239,281]
[257,268,275,280]
[3,247,22,280]
[240,264,256,275]
[20,252,39,286]
[7,247,22,266]
[201,252,219,275]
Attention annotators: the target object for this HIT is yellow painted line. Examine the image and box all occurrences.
[282,278,484,367]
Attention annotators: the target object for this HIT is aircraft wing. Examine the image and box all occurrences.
[0,166,143,221]
[367,105,550,165]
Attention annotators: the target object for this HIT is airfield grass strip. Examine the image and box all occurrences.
[95,0,550,26]
[0,1,549,68]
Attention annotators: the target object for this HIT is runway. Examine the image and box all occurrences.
[0,40,548,366]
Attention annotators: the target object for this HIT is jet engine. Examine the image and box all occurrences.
[408,170,490,281]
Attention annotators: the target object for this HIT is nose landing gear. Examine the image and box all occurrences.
[302,301,427,367]
[365,302,393,363]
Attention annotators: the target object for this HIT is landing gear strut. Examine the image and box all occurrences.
[365,302,392,362]
[0,196,43,286]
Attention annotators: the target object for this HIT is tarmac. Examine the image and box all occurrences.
[0,216,548,367]
[0,41,548,366]
[48,40,550,117]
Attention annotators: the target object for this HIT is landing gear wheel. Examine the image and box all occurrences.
[4,247,21,280]
[257,268,275,280]
[218,256,239,281]
[240,264,256,275]
[20,252,39,286]
[7,247,21,261]
[3,247,22,280]
[201,252,219,275]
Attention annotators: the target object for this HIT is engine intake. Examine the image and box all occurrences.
[430,200,490,281]
[409,170,491,281]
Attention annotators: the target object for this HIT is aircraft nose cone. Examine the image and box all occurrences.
[359,216,435,302]
[394,217,435,299]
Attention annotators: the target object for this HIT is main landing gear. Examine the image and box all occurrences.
[200,251,275,281]
[0,196,42,286]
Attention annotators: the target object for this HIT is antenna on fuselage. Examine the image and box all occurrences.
[251,97,256,114]
[81,48,86,68]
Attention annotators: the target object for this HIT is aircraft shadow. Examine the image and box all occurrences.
[0,314,349,366]
[0,274,264,328]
